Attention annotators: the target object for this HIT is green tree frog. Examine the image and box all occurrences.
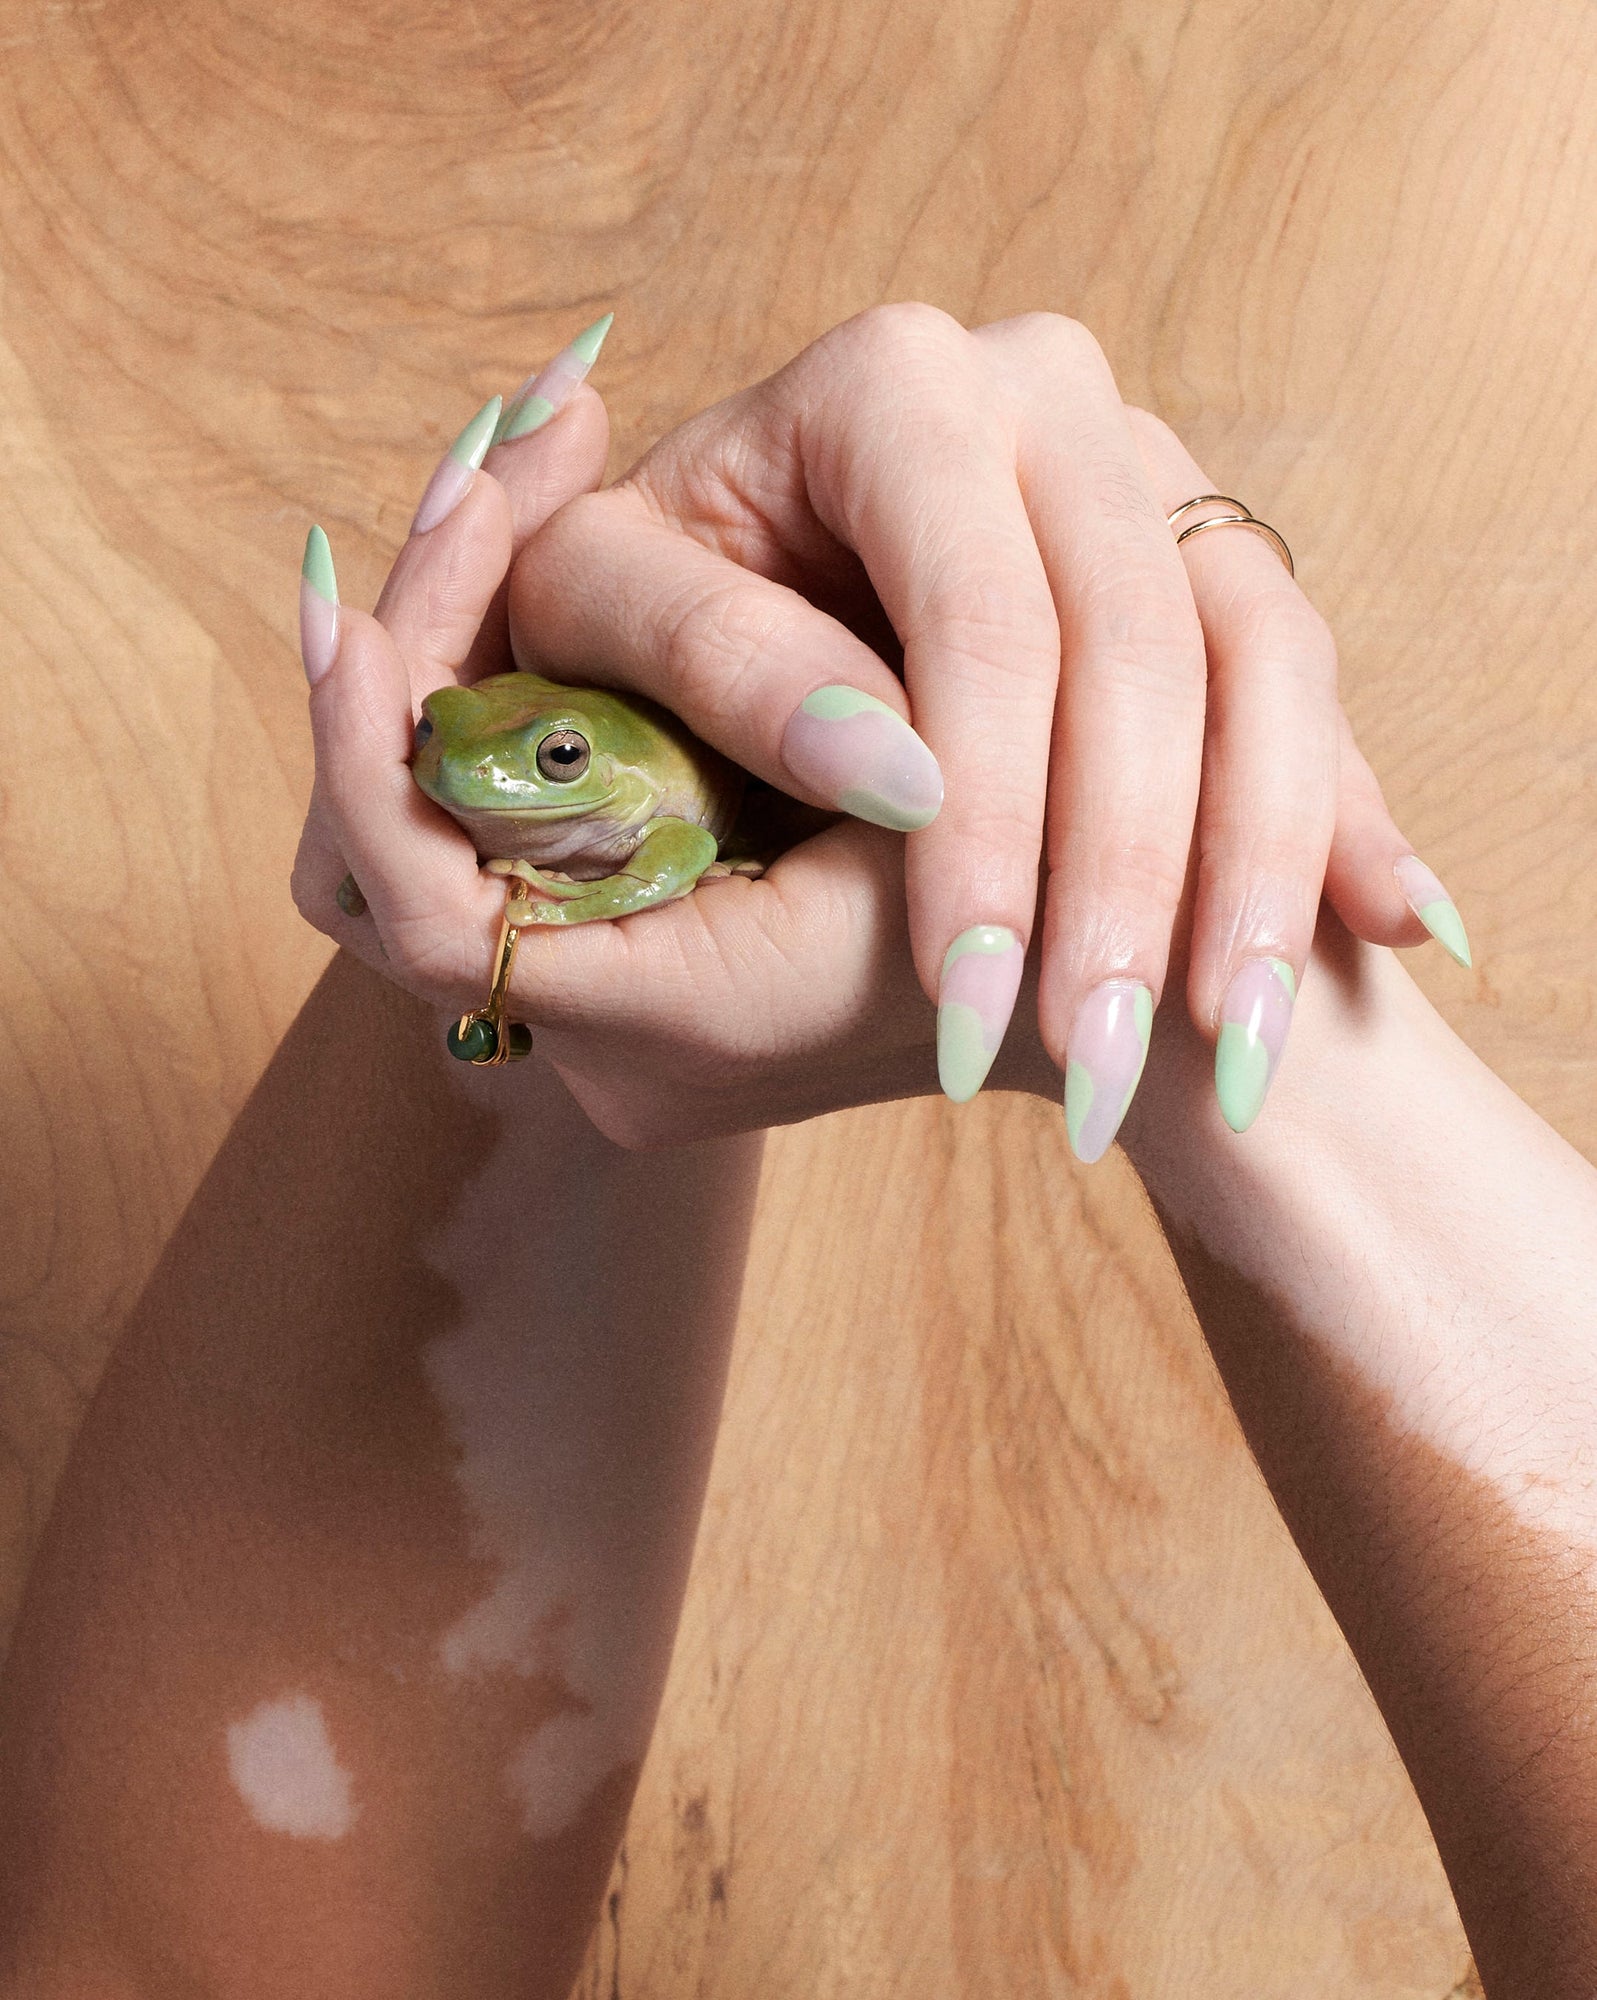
[411,671,758,924]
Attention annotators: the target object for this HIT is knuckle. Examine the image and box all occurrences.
[1077,584,1205,700]
[1234,590,1339,689]
[1092,832,1192,916]
[920,560,1061,674]
[988,310,1109,378]
[842,299,969,364]
[655,573,785,732]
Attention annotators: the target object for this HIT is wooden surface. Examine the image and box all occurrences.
[3,0,1594,1989]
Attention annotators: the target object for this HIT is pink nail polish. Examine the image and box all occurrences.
[1214,957,1296,1133]
[496,312,615,443]
[779,685,943,831]
[1064,980,1154,1163]
[937,927,1025,1102]
[410,396,502,536]
[299,525,339,687]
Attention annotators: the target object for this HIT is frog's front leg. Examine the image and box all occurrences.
[486,820,720,925]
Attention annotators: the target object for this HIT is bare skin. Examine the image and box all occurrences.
[2,316,1589,1992]
[0,954,762,2000]
[3,917,1596,1997]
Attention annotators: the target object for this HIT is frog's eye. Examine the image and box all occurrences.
[412,715,434,755]
[536,729,591,782]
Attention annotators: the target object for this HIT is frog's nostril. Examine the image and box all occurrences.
[412,715,434,756]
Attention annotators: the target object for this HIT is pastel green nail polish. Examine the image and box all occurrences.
[1064,980,1154,1163]
[1214,957,1296,1134]
[780,685,944,831]
[411,395,503,535]
[496,312,616,444]
[302,523,336,600]
[936,926,1024,1102]
[299,524,339,685]
[1394,854,1472,968]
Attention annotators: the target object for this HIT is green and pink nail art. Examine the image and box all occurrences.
[780,685,943,831]
[1395,854,1472,968]
[494,313,615,444]
[937,926,1025,1102]
[1214,957,1296,1133]
[1064,980,1154,1163]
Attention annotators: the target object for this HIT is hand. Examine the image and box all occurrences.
[292,308,1462,1150]
[291,340,992,1145]
[507,305,1468,1145]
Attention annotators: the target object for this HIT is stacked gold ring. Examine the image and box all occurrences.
[1167,493,1294,577]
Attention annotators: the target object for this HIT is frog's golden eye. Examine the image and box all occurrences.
[536,729,591,782]
[412,715,434,755]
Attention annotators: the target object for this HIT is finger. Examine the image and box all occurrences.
[521,303,1068,1108]
[303,530,500,1001]
[969,317,1207,1158]
[512,483,945,830]
[372,394,514,704]
[375,369,611,697]
[465,359,613,682]
[1323,709,1473,966]
[1126,409,1340,1133]
[792,307,1072,1103]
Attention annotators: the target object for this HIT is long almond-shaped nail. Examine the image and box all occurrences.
[780,686,943,831]
[1214,957,1296,1133]
[1064,980,1153,1164]
[1394,853,1471,968]
[937,926,1025,1103]
[495,312,615,444]
[411,395,502,535]
[300,524,339,686]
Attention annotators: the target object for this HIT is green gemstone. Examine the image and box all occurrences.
[447,1018,495,1063]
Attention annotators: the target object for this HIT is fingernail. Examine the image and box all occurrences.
[937,926,1025,1103]
[300,524,339,686]
[1394,854,1472,968]
[1064,980,1154,1164]
[780,686,943,831]
[410,395,502,535]
[495,311,615,444]
[1214,958,1296,1133]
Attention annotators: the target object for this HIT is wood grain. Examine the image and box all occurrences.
[5,0,1594,1988]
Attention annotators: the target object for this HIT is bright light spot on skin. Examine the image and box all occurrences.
[226,1692,358,1839]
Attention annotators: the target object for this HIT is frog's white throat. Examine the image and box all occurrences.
[443,798,652,875]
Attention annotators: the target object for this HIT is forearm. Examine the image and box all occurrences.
[0,952,761,2000]
[1122,922,1597,1997]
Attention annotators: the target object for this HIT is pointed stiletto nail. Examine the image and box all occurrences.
[1064,980,1154,1164]
[1214,957,1296,1134]
[1394,854,1472,968]
[410,395,502,535]
[779,685,943,831]
[937,927,1025,1103]
[299,524,339,686]
[495,312,615,444]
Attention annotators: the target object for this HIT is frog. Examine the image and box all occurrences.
[408,670,759,924]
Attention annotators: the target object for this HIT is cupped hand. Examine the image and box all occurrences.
[292,341,1054,1145]
[292,309,1468,1151]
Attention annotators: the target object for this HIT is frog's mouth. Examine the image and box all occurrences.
[432,795,627,868]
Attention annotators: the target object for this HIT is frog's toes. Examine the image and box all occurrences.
[727,857,765,879]
[486,858,535,882]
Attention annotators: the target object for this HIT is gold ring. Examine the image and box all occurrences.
[446,881,533,1065]
[1167,493,1294,578]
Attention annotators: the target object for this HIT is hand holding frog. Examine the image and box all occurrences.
[293,309,1467,1149]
